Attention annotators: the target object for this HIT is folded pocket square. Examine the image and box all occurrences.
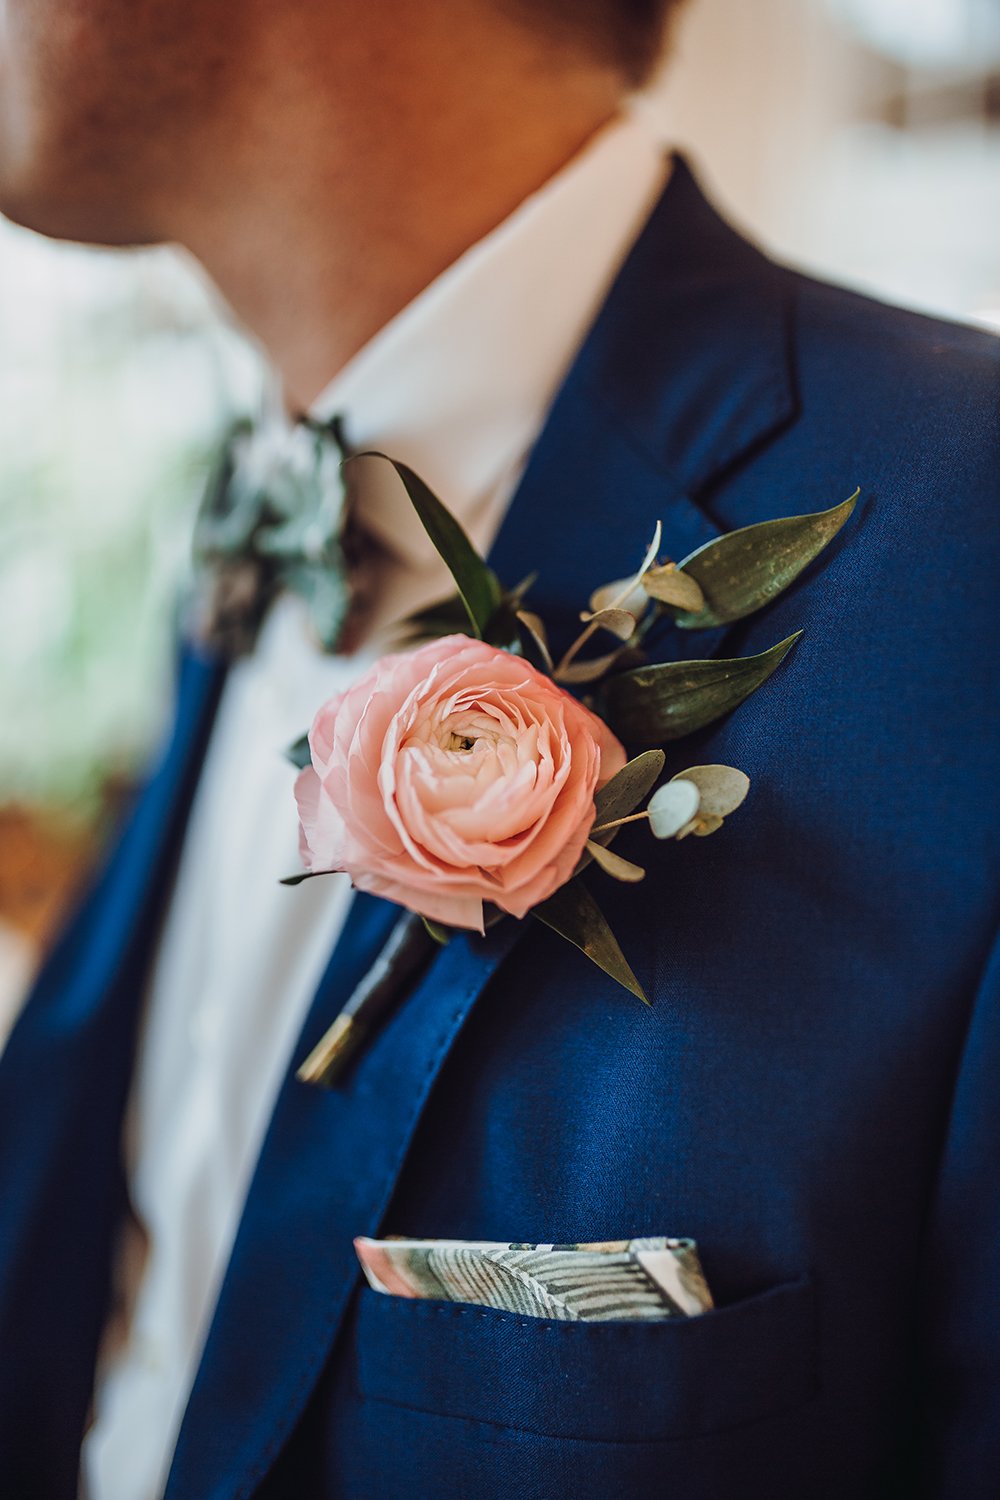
[354,1235,714,1321]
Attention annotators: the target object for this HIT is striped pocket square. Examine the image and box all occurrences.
[354,1235,714,1321]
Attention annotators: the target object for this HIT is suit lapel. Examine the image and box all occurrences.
[165,157,799,1500]
[489,155,796,661]
[165,906,521,1500]
[0,643,226,1498]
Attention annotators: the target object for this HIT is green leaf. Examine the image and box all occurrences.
[508,572,539,609]
[352,453,502,637]
[533,878,648,1003]
[481,601,523,652]
[398,591,472,641]
[279,869,332,886]
[585,840,646,882]
[587,521,663,616]
[642,563,705,612]
[516,610,554,673]
[574,748,665,877]
[591,750,665,837]
[578,606,637,641]
[598,633,802,744]
[670,764,750,817]
[672,491,859,630]
[286,733,312,771]
[422,917,452,945]
[555,646,640,685]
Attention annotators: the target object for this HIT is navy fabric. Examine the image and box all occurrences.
[1,158,998,1499]
[0,644,227,1500]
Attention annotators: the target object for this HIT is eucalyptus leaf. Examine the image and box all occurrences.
[352,453,502,637]
[286,733,312,771]
[589,577,649,616]
[648,779,700,839]
[670,764,750,817]
[555,647,639,685]
[577,606,637,641]
[590,749,666,841]
[598,632,802,744]
[642,564,705,612]
[586,520,663,617]
[508,572,539,609]
[672,491,859,630]
[518,609,548,646]
[585,840,646,883]
[533,878,648,1003]
[635,521,664,582]
[516,610,554,673]
[690,813,724,838]
[575,748,665,876]
[557,528,662,679]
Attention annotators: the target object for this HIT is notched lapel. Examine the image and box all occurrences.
[166,158,800,1500]
[489,157,797,662]
[164,909,520,1500]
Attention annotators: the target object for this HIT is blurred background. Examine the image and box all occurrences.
[1,0,998,1026]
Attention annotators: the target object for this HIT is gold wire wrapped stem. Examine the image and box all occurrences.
[295,911,440,1088]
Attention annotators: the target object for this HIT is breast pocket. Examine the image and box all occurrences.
[355,1273,818,1444]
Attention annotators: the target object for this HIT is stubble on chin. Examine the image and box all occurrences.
[0,0,243,246]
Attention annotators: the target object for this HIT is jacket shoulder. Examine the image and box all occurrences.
[786,267,1000,428]
[763,265,1000,518]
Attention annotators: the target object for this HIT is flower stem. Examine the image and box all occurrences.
[554,617,601,678]
[296,911,438,1087]
[590,810,650,836]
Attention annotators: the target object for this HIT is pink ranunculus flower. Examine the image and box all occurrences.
[294,634,627,932]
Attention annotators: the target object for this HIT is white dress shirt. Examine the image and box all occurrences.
[80,107,669,1500]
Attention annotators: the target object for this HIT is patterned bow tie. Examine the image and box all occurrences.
[189,412,369,658]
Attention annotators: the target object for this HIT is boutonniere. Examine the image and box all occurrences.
[285,455,858,1083]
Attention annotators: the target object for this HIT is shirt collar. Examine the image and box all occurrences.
[307,103,671,568]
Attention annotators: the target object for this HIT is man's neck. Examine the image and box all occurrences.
[171,8,623,411]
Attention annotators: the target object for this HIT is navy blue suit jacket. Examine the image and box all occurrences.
[2,159,999,1500]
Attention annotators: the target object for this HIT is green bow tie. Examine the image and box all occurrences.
[189,413,363,657]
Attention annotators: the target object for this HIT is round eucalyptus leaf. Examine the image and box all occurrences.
[648,779,701,839]
[670,764,750,817]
